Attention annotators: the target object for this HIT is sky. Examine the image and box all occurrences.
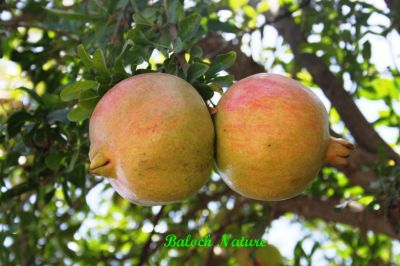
[0,0,399,264]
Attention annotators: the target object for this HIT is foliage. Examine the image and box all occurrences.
[0,0,399,265]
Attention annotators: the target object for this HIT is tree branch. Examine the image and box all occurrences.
[136,206,165,266]
[384,0,400,34]
[199,32,265,80]
[110,3,131,45]
[269,195,400,240]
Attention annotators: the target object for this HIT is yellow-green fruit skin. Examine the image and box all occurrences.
[89,73,214,206]
[215,73,330,201]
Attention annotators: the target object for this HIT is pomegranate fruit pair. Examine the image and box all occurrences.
[89,73,353,205]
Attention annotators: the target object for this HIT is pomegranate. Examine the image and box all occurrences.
[89,73,214,205]
[214,73,354,201]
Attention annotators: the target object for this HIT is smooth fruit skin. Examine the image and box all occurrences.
[215,73,331,201]
[89,73,214,206]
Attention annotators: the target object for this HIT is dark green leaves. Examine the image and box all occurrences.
[193,83,214,101]
[362,40,371,60]
[93,49,109,76]
[67,106,92,122]
[79,90,100,110]
[60,79,100,121]
[57,3,238,121]
[7,111,33,138]
[187,62,209,82]
[190,46,203,58]
[133,7,159,25]
[61,46,113,121]
[45,151,63,170]
[77,44,93,68]
[206,51,237,78]
[178,13,201,41]
[166,0,184,23]
[210,75,234,87]
[60,80,99,102]
[208,18,241,33]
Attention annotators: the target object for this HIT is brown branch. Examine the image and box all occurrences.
[384,0,400,34]
[110,4,131,45]
[269,195,400,240]
[167,23,189,75]
[136,206,165,266]
[199,32,264,80]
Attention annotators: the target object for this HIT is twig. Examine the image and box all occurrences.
[167,23,189,75]
[110,3,131,45]
[136,206,165,266]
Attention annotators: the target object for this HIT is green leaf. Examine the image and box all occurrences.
[210,75,234,87]
[142,7,158,22]
[208,83,223,94]
[7,110,32,138]
[173,37,183,53]
[45,152,63,170]
[187,62,209,82]
[257,0,270,13]
[163,58,177,75]
[67,106,92,122]
[116,40,134,60]
[194,83,214,101]
[359,78,399,100]
[190,46,203,58]
[47,109,69,123]
[133,8,158,25]
[77,44,93,68]
[362,40,371,60]
[206,51,237,77]
[93,48,109,76]
[79,90,100,110]
[208,18,241,33]
[127,29,153,45]
[178,13,201,40]
[229,0,249,10]
[60,80,99,101]
[166,0,184,23]
[243,5,257,18]
[45,8,104,21]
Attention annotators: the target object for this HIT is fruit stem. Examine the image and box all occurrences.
[208,106,217,115]
[324,137,355,166]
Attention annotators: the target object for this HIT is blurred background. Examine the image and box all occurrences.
[1,0,400,265]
